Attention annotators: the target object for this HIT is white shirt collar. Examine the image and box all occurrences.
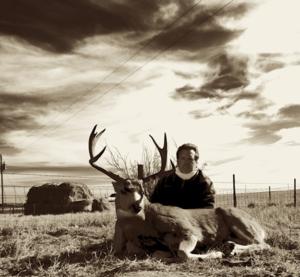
[175,167,198,180]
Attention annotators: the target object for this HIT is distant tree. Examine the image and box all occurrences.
[106,145,172,197]
[106,146,136,179]
[106,145,166,178]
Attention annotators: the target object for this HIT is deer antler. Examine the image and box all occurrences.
[143,133,168,182]
[88,125,125,182]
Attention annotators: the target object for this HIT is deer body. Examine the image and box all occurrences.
[114,184,269,260]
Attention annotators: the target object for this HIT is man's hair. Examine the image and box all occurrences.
[176,143,199,161]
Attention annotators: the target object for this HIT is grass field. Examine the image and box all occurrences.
[0,205,300,277]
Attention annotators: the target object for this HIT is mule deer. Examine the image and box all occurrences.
[88,125,270,260]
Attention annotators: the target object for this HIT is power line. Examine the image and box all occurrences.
[20,0,205,148]
[22,0,236,148]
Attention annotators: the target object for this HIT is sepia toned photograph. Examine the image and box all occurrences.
[0,0,299,276]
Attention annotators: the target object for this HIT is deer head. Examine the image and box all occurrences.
[88,125,168,216]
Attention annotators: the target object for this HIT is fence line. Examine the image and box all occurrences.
[1,186,298,210]
[214,174,297,208]
[0,173,298,213]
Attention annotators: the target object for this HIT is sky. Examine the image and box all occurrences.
[0,0,299,192]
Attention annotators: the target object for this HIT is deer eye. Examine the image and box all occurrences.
[121,187,133,194]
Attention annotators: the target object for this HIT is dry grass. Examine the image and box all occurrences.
[0,206,300,277]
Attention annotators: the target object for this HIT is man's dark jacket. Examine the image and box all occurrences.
[150,170,215,209]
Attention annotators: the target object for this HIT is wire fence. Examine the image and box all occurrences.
[215,186,299,208]
[0,177,298,214]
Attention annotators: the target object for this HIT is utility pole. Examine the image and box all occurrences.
[0,154,5,209]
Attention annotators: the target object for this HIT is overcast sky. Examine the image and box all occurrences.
[0,0,299,189]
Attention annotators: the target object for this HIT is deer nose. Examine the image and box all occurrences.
[132,202,142,213]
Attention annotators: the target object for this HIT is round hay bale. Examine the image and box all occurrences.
[92,197,111,212]
[24,182,94,215]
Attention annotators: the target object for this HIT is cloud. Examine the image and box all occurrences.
[284,141,300,147]
[256,53,286,73]
[147,22,242,52]
[0,92,49,127]
[144,2,253,53]
[0,92,50,154]
[219,1,255,19]
[243,104,300,144]
[205,52,249,88]
[173,52,250,104]
[174,70,200,79]
[243,124,282,144]
[0,0,161,53]
[237,111,267,120]
[210,155,243,166]
[202,74,248,91]
[188,110,213,119]
[0,87,95,155]
[174,85,221,100]
[216,91,261,112]
[0,0,254,54]
[174,71,300,145]
[278,104,300,119]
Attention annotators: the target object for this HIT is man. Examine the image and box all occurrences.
[150,143,215,209]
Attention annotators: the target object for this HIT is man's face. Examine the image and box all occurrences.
[177,149,198,174]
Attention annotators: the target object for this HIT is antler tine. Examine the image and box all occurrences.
[89,125,106,162]
[149,133,168,173]
[144,133,168,181]
[88,125,125,182]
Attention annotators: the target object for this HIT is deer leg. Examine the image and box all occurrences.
[225,241,271,256]
[113,222,126,256]
[152,250,173,259]
[177,235,223,260]
[126,240,147,257]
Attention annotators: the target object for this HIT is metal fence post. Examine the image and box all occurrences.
[269,186,271,203]
[14,186,17,206]
[294,178,297,207]
[233,174,237,207]
[0,154,4,212]
[138,164,144,180]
